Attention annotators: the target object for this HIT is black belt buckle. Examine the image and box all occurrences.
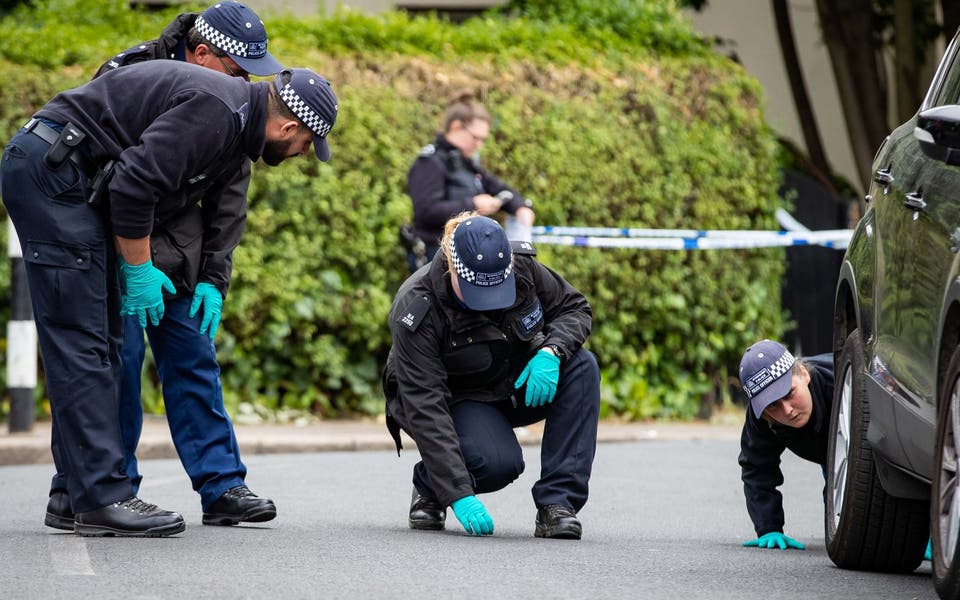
[43,122,86,170]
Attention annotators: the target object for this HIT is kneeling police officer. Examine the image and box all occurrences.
[382,213,600,539]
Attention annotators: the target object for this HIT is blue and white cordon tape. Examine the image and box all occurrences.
[529,210,854,250]
[530,227,853,250]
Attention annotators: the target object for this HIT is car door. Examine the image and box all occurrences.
[879,32,960,479]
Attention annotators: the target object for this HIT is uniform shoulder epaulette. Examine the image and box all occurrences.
[396,295,432,332]
[511,240,537,256]
[418,144,436,157]
[234,101,250,132]
[103,43,152,71]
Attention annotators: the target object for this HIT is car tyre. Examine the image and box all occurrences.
[933,347,960,599]
[825,329,928,572]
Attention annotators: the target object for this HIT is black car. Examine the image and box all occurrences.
[829,28,960,599]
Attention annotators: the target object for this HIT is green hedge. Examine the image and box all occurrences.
[0,0,784,421]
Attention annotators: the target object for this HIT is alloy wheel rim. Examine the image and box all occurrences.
[832,364,852,530]
[939,376,960,567]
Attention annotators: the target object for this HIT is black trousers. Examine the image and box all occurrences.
[2,128,133,513]
[413,349,601,511]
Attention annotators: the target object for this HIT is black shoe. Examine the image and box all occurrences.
[74,497,185,537]
[535,505,582,540]
[408,488,445,530]
[202,486,277,526]
[45,490,75,531]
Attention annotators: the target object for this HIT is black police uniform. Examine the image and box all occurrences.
[738,353,834,536]
[0,60,268,513]
[62,12,253,507]
[382,242,600,510]
[406,134,531,269]
[94,11,249,298]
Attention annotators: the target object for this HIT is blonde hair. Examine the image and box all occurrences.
[442,90,491,133]
[440,211,479,273]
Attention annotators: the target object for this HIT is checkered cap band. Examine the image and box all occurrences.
[744,349,795,399]
[278,83,332,138]
[195,14,265,58]
[450,232,512,287]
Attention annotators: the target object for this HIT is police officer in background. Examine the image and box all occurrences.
[1,60,338,536]
[41,1,284,533]
[383,213,600,539]
[404,92,535,272]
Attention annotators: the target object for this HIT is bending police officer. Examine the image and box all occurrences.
[1,61,338,536]
[738,339,833,550]
[42,1,283,533]
[404,92,534,272]
[383,213,600,539]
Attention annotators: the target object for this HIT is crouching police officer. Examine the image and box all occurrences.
[738,340,833,551]
[1,60,338,536]
[382,212,600,539]
[40,1,285,533]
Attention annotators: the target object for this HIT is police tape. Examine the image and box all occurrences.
[529,227,853,250]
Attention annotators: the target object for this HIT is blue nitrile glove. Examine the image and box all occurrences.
[119,258,175,328]
[189,282,223,340]
[514,349,561,407]
[450,495,494,537]
[925,538,933,561]
[743,532,805,550]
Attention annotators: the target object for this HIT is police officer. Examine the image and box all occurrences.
[404,92,535,272]
[40,1,284,533]
[383,213,599,539]
[1,61,338,536]
[738,339,833,550]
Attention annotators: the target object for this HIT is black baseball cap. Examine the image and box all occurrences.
[195,2,283,76]
[739,339,797,418]
[450,217,516,311]
[274,69,339,161]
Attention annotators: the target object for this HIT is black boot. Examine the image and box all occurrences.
[45,490,75,531]
[74,497,185,537]
[534,505,582,540]
[202,486,277,526]
[408,488,445,530]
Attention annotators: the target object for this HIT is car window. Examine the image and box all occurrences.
[933,41,960,106]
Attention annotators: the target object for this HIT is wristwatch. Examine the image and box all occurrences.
[541,345,563,359]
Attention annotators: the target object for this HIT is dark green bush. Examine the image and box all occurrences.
[0,0,784,421]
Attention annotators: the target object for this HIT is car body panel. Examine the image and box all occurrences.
[837,28,960,496]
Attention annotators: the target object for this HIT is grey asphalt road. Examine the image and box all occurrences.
[0,439,936,599]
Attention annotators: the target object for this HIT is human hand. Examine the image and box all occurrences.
[450,495,494,536]
[472,194,502,215]
[514,206,535,226]
[743,532,805,550]
[189,282,224,340]
[119,258,175,327]
[514,349,561,407]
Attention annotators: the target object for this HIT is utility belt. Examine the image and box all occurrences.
[24,118,114,209]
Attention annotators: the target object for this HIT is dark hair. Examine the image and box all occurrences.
[186,27,226,57]
[442,90,491,133]
[267,72,299,121]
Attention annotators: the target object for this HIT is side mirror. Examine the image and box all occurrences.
[915,105,960,165]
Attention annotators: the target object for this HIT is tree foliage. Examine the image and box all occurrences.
[0,0,784,421]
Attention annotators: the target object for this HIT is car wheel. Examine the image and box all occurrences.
[933,347,960,599]
[825,329,928,572]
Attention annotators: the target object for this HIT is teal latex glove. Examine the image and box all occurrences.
[119,259,175,327]
[925,538,932,561]
[743,532,805,550]
[189,282,223,340]
[514,349,561,407]
[450,495,494,537]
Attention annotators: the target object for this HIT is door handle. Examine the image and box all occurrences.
[905,191,926,211]
[874,168,894,186]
